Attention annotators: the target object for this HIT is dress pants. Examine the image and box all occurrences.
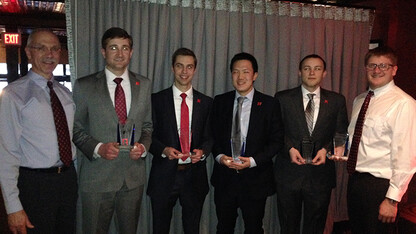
[276,175,332,234]
[214,174,267,234]
[81,183,144,234]
[18,164,78,234]
[150,168,205,234]
[347,172,398,234]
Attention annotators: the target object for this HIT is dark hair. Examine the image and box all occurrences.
[230,52,258,73]
[101,27,133,49]
[299,54,326,71]
[171,48,197,68]
[365,46,398,66]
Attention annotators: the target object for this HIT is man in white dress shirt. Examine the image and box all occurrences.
[347,46,416,234]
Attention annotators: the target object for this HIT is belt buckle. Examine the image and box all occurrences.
[57,167,62,174]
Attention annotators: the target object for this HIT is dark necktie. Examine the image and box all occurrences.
[47,81,72,167]
[114,78,127,124]
[232,97,246,152]
[180,93,190,160]
[305,93,315,135]
[347,91,374,174]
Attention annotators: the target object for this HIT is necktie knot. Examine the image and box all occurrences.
[367,90,374,98]
[237,96,245,105]
[180,93,187,100]
[114,77,123,85]
[307,93,315,100]
[47,81,53,89]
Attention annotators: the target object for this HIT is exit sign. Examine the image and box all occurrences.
[2,33,21,46]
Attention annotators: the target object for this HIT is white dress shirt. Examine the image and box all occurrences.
[348,80,416,201]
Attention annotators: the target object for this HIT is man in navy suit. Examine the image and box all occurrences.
[211,52,284,234]
[147,48,213,234]
[274,54,348,233]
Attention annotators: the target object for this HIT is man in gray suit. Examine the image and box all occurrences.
[73,27,152,234]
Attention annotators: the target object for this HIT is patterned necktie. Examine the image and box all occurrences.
[180,93,190,160]
[47,81,72,167]
[347,91,374,175]
[114,78,127,124]
[232,97,246,152]
[305,93,315,135]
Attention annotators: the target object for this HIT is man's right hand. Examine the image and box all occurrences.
[8,210,34,234]
[98,142,120,160]
[162,147,182,160]
[289,147,306,165]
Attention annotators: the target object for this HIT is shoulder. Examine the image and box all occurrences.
[213,90,234,101]
[275,86,299,99]
[193,89,213,102]
[321,88,346,101]
[129,71,151,85]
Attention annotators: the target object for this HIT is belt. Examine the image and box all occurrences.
[177,163,192,171]
[20,163,74,174]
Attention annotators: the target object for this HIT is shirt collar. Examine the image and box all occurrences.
[370,80,395,97]
[301,85,321,99]
[172,84,193,98]
[105,67,129,84]
[235,88,255,102]
[28,70,55,89]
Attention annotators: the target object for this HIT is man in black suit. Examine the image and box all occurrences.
[147,48,213,234]
[211,52,284,234]
[274,54,348,233]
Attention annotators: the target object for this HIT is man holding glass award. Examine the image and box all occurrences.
[211,52,284,233]
[72,27,152,234]
[274,54,348,233]
[147,48,213,234]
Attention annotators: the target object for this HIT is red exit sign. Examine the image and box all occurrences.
[2,33,21,46]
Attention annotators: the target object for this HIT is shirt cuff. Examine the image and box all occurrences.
[140,144,147,158]
[93,143,103,159]
[249,157,257,168]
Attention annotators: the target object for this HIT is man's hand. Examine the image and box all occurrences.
[312,148,327,165]
[129,143,145,160]
[229,156,251,170]
[378,199,398,223]
[98,142,120,160]
[8,210,34,234]
[289,147,305,165]
[190,149,204,164]
[162,147,182,160]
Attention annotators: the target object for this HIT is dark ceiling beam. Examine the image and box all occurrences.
[0,12,65,29]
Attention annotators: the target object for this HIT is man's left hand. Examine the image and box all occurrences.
[129,143,145,160]
[312,148,327,165]
[190,149,204,163]
[378,199,398,223]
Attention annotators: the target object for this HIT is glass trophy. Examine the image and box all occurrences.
[230,137,245,163]
[301,137,314,164]
[328,133,348,161]
[117,120,135,152]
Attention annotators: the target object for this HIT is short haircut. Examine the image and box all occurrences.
[101,27,133,49]
[299,54,326,71]
[230,52,258,73]
[27,29,59,47]
[171,48,197,68]
[364,46,398,66]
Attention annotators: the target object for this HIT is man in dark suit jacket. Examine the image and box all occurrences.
[147,48,213,234]
[211,52,284,234]
[73,27,152,234]
[274,54,348,234]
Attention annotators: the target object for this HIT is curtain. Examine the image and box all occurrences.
[67,0,374,233]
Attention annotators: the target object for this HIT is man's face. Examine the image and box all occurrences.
[231,59,258,96]
[299,57,327,92]
[366,55,397,90]
[25,31,61,80]
[101,38,133,76]
[172,55,196,91]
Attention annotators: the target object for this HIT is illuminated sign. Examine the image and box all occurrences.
[2,33,21,46]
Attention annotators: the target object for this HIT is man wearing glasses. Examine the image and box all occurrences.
[347,46,416,233]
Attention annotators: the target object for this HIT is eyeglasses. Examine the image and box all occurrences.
[28,45,61,54]
[366,63,394,71]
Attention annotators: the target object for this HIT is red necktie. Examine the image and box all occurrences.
[347,91,374,174]
[114,78,127,124]
[180,93,190,160]
[47,81,72,167]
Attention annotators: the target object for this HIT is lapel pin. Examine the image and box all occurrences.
[135,81,140,86]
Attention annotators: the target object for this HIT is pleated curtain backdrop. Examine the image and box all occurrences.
[66,0,374,233]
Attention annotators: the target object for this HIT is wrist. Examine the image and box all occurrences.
[386,198,398,206]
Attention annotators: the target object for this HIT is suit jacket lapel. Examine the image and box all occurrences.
[293,87,310,135]
[96,71,119,123]
[314,89,329,134]
[127,72,140,121]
